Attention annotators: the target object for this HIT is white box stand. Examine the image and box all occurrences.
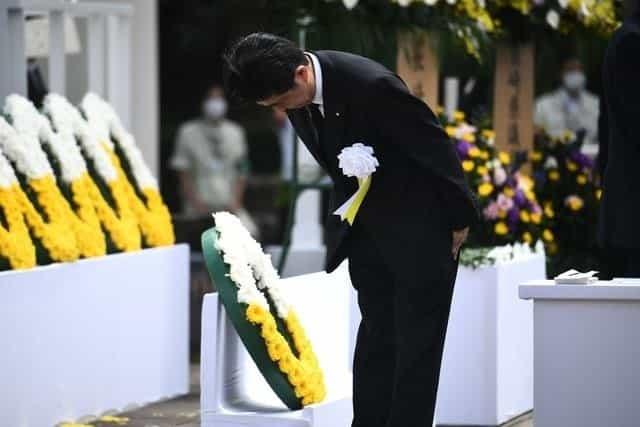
[200,264,353,427]
[520,280,640,427]
[0,245,191,427]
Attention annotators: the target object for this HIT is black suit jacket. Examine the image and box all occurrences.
[598,16,640,248]
[287,51,478,272]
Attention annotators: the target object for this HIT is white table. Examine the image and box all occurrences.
[520,280,640,427]
[0,245,190,427]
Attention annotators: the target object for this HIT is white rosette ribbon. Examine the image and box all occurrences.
[334,143,379,225]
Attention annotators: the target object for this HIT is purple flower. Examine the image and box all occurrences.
[497,194,514,211]
[507,207,520,225]
[514,189,527,207]
[570,151,595,170]
[456,140,471,158]
[483,201,500,220]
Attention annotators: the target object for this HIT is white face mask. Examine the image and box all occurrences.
[563,71,586,92]
[203,98,227,120]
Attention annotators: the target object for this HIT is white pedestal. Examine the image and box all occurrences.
[0,245,191,427]
[349,254,545,426]
[265,245,326,278]
[200,263,353,427]
[520,280,640,427]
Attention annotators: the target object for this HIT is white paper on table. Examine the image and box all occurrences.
[554,269,599,285]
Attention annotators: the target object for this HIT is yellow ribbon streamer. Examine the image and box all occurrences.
[337,175,371,225]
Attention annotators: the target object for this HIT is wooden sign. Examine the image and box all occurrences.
[396,31,439,109]
[493,43,535,154]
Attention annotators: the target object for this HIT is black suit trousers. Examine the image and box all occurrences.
[347,221,458,427]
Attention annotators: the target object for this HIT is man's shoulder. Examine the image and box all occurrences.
[177,119,204,138]
[535,91,561,109]
[316,50,392,85]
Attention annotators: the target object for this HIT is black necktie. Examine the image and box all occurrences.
[308,103,324,143]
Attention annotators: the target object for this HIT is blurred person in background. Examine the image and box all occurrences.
[170,83,259,238]
[534,57,600,154]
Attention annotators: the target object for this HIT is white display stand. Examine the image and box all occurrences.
[0,245,190,427]
[348,254,545,426]
[520,279,640,427]
[200,263,353,427]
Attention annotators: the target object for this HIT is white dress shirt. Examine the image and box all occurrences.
[306,52,324,116]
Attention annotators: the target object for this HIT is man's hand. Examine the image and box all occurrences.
[452,227,469,260]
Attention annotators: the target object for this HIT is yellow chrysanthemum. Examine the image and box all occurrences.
[576,174,588,185]
[478,182,494,197]
[445,126,458,138]
[499,151,511,165]
[520,211,531,223]
[544,204,555,219]
[522,232,533,244]
[482,130,496,140]
[596,189,602,200]
[566,161,579,172]
[531,212,542,224]
[453,111,466,122]
[462,160,475,172]
[503,187,515,198]
[531,151,543,162]
[566,195,584,211]
[468,147,481,158]
[495,221,509,236]
[543,229,555,243]
[548,170,560,181]
[476,165,489,175]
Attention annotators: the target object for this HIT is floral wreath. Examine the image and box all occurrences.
[81,94,174,247]
[7,95,107,258]
[0,143,35,269]
[213,212,326,406]
[0,113,79,264]
[44,94,142,253]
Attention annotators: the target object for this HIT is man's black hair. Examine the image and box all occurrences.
[223,32,307,103]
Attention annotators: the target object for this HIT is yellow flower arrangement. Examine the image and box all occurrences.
[576,174,587,185]
[0,178,36,270]
[246,304,326,405]
[43,94,142,253]
[476,165,489,176]
[522,231,533,244]
[548,170,560,181]
[543,229,554,243]
[503,187,515,198]
[531,212,542,224]
[519,210,531,223]
[453,111,466,122]
[481,130,496,141]
[103,145,174,247]
[468,147,481,158]
[566,161,578,172]
[544,203,555,219]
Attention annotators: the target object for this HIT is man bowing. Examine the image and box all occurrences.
[224,33,478,427]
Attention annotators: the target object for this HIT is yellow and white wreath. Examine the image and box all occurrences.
[213,211,326,405]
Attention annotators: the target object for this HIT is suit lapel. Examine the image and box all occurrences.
[315,51,349,164]
[287,107,328,171]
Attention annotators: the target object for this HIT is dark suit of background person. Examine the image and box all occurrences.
[598,8,640,279]
[286,50,478,427]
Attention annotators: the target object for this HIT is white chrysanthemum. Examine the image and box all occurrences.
[7,94,87,183]
[343,0,359,9]
[544,155,558,170]
[337,143,379,178]
[0,115,52,180]
[213,211,291,317]
[81,93,158,190]
[546,10,560,29]
[0,147,18,189]
[45,93,118,183]
[557,0,568,9]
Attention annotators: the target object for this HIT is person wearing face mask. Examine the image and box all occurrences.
[170,84,259,238]
[534,58,600,155]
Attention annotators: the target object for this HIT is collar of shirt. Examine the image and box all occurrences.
[306,52,324,116]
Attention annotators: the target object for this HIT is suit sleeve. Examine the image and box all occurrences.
[367,73,480,230]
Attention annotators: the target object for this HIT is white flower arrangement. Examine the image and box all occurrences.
[0,113,52,181]
[213,211,289,318]
[7,95,86,184]
[44,94,118,183]
[81,93,158,190]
